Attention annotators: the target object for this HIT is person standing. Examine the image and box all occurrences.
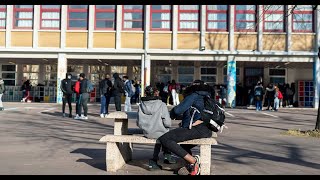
[254,82,264,111]
[169,80,180,106]
[123,76,134,112]
[74,73,91,120]
[60,73,74,118]
[99,74,112,118]
[0,78,6,111]
[112,73,124,111]
[21,79,31,102]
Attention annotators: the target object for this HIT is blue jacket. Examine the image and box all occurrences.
[172,91,210,128]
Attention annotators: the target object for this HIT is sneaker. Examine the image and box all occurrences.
[163,153,177,164]
[74,115,81,120]
[81,115,88,120]
[100,114,105,118]
[189,155,201,175]
[62,113,66,117]
[148,159,162,171]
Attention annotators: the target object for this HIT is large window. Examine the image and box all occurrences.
[157,66,172,83]
[178,67,194,86]
[45,65,57,86]
[89,65,106,85]
[263,5,284,32]
[235,5,256,32]
[1,65,16,86]
[68,5,88,30]
[40,5,61,29]
[150,5,171,31]
[23,65,39,86]
[13,5,33,29]
[292,5,314,32]
[201,67,217,86]
[111,66,127,78]
[0,5,6,28]
[178,5,199,31]
[123,5,144,30]
[206,5,228,32]
[95,5,116,30]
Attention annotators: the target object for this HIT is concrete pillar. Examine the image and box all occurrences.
[172,61,178,82]
[17,64,24,86]
[286,5,292,52]
[144,5,150,50]
[314,5,320,109]
[227,56,236,108]
[263,67,269,86]
[145,55,151,87]
[88,5,95,49]
[56,53,67,104]
[257,5,263,52]
[116,5,122,49]
[38,64,45,85]
[60,5,67,49]
[140,54,145,97]
[172,5,178,50]
[228,5,235,52]
[33,5,40,48]
[200,5,206,50]
[217,66,223,84]
[194,61,201,80]
[5,5,12,48]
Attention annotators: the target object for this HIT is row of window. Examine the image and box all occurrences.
[0,5,315,32]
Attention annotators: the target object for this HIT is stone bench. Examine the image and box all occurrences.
[99,111,218,175]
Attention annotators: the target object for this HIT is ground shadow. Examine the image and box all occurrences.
[71,148,106,171]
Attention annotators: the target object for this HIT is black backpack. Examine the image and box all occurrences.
[201,95,226,132]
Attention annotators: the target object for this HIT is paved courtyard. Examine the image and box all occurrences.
[0,102,319,175]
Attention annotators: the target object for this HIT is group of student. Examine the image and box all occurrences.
[137,79,216,175]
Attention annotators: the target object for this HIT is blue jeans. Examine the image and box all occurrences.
[100,95,111,114]
[256,100,262,111]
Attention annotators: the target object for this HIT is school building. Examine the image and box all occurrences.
[0,5,319,108]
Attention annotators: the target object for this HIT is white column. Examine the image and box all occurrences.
[314,5,320,109]
[56,53,67,104]
[200,5,206,50]
[144,5,150,50]
[286,5,292,52]
[5,5,13,48]
[145,55,151,87]
[88,5,95,49]
[172,5,178,50]
[257,5,263,52]
[33,5,40,48]
[60,5,67,49]
[116,5,122,49]
[228,5,235,52]
[140,54,145,97]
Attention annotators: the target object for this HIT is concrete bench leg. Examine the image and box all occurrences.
[200,144,211,175]
[106,142,132,172]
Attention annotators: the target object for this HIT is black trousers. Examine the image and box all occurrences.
[114,95,121,111]
[159,124,212,158]
[62,94,72,114]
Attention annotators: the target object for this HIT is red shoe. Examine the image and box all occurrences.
[189,155,201,175]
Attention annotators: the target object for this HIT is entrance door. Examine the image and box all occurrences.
[244,68,264,87]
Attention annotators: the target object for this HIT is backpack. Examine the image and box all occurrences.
[254,87,262,96]
[131,83,136,94]
[200,95,226,132]
[86,79,94,93]
[125,80,134,97]
[278,91,283,99]
[74,81,80,94]
[163,85,169,93]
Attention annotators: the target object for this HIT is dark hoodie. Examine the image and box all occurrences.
[112,73,124,96]
[61,73,74,95]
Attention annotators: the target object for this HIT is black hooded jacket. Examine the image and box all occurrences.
[61,73,74,95]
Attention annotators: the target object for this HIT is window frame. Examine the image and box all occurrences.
[94,5,116,30]
[177,66,195,86]
[234,5,257,32]
[178,5,200,31]
[263,5,285,32]
[206,5,228,32]
[122,5,144,31]
[150,5,172,31]
[200,66,217,86]
[13,5,34,29]
[67,5,89,30]
[0,5,6,29]
[292,5,314,33]
[40,5,61,30]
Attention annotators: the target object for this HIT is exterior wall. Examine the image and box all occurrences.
[263,34,286,51]
[234,34,257,50]
[177,33,200,49]
[205,33,228,50]
[38,32,60,48]
[0,31,5,46]
[292,68,313,81]
[149,33,172,49]
[93,32,116,48]
[11,31,33,47]
[66,32,88,48]
[121,32,144,49]
[291,34,315,51]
